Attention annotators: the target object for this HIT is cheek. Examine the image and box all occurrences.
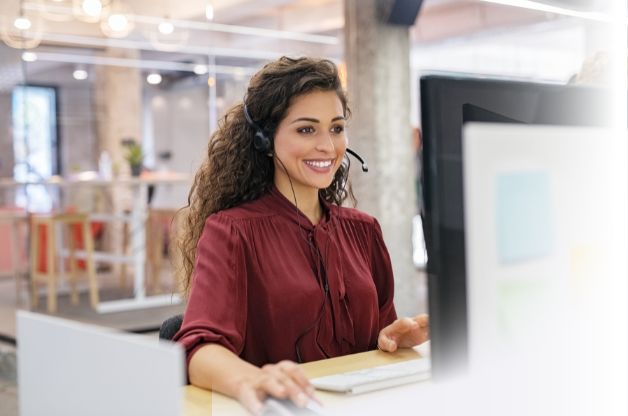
[336,136,348,152]
[273,135,300,158]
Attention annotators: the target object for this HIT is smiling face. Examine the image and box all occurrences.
[272,90,348,197]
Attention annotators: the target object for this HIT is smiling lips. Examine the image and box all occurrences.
[304,159,334,172]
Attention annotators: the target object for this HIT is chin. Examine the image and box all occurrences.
[312,176,336,190]
[300,181,330,192]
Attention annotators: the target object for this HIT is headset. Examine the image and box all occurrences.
[243,101,369,171]
[346,148,368,173]
[243,101,273,155]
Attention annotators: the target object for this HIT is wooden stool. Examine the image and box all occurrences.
[0,209,28,303]
[30,213,99,313]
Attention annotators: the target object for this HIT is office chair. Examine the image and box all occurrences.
[159,314,183,341]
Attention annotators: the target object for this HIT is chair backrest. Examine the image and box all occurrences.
[159,314,184,340]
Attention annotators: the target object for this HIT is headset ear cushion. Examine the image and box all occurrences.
[254,131,271,153]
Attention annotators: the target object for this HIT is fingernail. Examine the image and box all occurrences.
[307,385,316,396]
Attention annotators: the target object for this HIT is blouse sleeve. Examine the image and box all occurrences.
[172,213,248,368]
[371,218,398,330]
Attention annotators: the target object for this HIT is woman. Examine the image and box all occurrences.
[173,56,429,414]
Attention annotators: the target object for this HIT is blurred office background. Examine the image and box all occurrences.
[0,0,621,414]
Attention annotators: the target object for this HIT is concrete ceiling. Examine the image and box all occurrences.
[0,0,602,89]
[0,0,584,54]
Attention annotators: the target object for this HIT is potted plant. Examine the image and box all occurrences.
[121,139,144,177]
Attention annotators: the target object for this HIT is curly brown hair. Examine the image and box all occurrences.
[177,56,355,296]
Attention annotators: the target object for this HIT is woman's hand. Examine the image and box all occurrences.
[377,314,429,353]
[235,360,316,415]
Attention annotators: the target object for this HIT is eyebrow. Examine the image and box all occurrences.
[290,116,345,124]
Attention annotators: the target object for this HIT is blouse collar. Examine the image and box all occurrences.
[266,185,333,230]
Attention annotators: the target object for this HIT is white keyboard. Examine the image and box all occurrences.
[310,358,431,394]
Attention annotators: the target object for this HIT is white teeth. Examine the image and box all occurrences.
[305,160,332,168]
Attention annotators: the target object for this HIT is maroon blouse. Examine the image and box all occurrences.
[173,186,397,368]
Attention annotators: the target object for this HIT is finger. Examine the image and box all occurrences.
[412,314,429,328]
[381,318,409,337]
[397,317,420,331]
[237,383,265,416]
[378,333,398,352]
[260,376,289,400]
[270,367,309,407]
[279,373,308,407]
[385,318,419,338]
[416,317,430,343]
[277,361,315,396]
[416,328,429,345]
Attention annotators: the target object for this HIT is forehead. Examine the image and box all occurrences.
[285,90,344,116]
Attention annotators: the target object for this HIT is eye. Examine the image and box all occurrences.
[331,125,345,134]
[297,126,315,134]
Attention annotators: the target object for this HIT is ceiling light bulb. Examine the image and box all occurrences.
[158,21,174,35]
[73,69,88,80]
[81,0,103,17]
[193,64,208,75]
[147,73,162,85]
[13,17,32,30]
[21,52,37,62]
[107,13,129,32]
[205,4,214,20]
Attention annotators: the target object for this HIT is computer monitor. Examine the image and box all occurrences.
[419,74,612,379]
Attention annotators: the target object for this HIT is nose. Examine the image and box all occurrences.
[315,131,336,153]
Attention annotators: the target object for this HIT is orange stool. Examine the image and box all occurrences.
[30,213,99,313]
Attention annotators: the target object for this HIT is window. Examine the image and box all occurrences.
[12,85,59,212]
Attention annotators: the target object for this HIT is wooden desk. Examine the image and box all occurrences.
[183,348,427,416]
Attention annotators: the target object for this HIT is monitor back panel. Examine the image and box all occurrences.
[17,311,185,416]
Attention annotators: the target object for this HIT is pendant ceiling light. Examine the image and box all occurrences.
[73,0,110,23]
[0,0,44,49]
[147,15,189,52]
[100,0,134,38]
